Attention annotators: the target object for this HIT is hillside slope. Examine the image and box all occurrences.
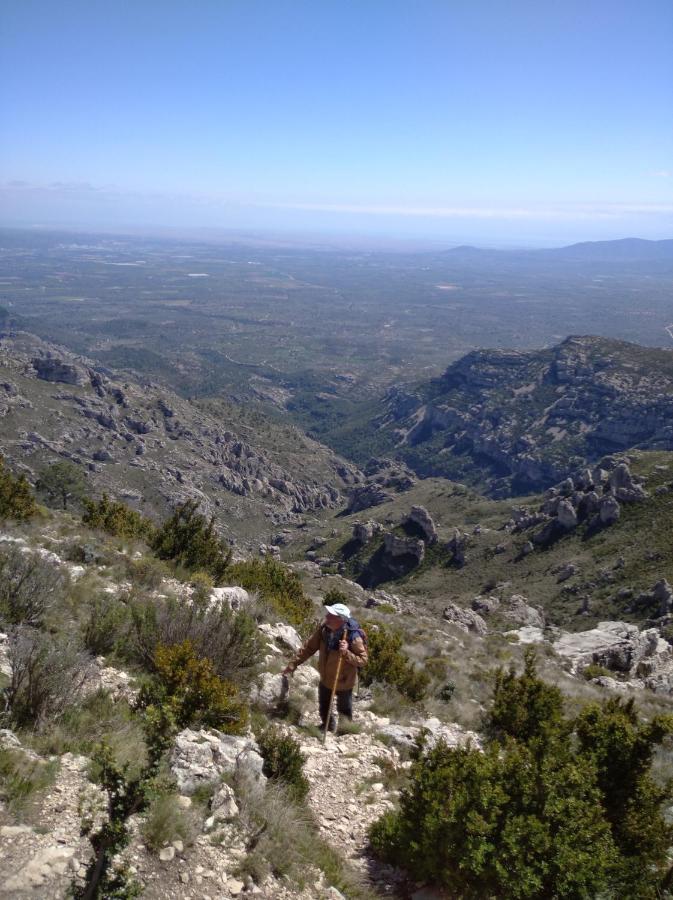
[0,331,361,547]
[335,335,673,496]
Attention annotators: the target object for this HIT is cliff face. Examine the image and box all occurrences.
[0,332,362,546]
[376,336,673,495]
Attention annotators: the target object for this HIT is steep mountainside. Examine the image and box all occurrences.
[353,336,673,496]
[0,332,361,547]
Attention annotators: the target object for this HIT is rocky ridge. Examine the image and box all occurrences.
[373,335,673,496]
[0,333,362,546]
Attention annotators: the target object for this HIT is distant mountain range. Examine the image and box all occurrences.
[442,237,673,263]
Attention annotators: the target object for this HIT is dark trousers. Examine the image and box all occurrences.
[318,682,353,732]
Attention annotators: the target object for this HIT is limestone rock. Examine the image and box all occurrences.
[442,602,487,635]
[249,672,290,709]
[32,357,86,385]
[208,586,251,611]
[258,622,303,652]
[553,621,673,689]
[170,728,265,794]
[346,484,393,514]
[556,499,578,529]
[599,495,621,525]
[608,462,647,502]
[447,528,468,566]
[210,783,239,821]
[405,506,438,544]
[383,532,424,560]
[352,521,375,545]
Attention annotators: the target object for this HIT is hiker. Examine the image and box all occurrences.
[282,602,368,732]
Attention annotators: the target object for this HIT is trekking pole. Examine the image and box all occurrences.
[323,627,346,745]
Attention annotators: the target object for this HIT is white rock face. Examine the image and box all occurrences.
[442,602,487,635]
[553,621,673,690]
[376,718,481,752]
[249,672,290,708]
[170,728,265,794]
[208,586,251,611]
[506,626,545,644]
[258,622,303,652]
[210,783,240,821]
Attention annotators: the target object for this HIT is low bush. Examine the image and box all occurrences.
[0,545,67,628]
[83,493,156,542]
[360,621,430,701]
[369,649,673,899]
[0,456,37,521]
[4,628,94,729]
[233,779,374,898]
[137,640,248,733]
[126,556,170,591]
[257,726,309,801]
[227,557,314,629]
[0,747,59,821]
[129,593,261,683]
[82,594,131,656]
[582,662,613,681]
[28,690,146,768]
[142,791,195,852]
[151,500,231,582]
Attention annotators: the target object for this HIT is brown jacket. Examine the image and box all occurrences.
[287,623,368,691]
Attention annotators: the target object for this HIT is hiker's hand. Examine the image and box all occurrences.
[339,640,348,656]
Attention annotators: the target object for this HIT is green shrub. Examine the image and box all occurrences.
[437,680,456,703]
[82,594,130,655]
[257,726,309,801]
[129,593,261,683]
[142,791,195,852]
[0,456,37,521]
[582,663,613,681]
[4,628,94,729]
[227,557,314,629]
[369,651,673,899]
[488,647,565,747]
[0,748,58,821]
[126,556,170,591]
[0,544,67,628]
[323,587,350,607]
[370,737,615,898]
[151,500,231,583]
[137,640,248,733]
[575,697,673,894]
[83,493,156,542]
[36,460,88,511]
[360,621,430,701]
[75,743,146,900]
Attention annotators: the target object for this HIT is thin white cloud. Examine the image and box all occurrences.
[259,201,673,220]
[650,169,672,178]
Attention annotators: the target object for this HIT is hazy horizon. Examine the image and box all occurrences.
[2,1,672,244]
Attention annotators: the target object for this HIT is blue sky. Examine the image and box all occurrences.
[1,0,672,245]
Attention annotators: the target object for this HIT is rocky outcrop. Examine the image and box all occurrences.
[346,484,392,514]
[382,532,425,570]
[405,506,438,544]
[553,621,673,692]
[447,528,468,566]
[170,728,265,795]
[32,356,86,385]
[442,602,487,635]
[471,594,544,629]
